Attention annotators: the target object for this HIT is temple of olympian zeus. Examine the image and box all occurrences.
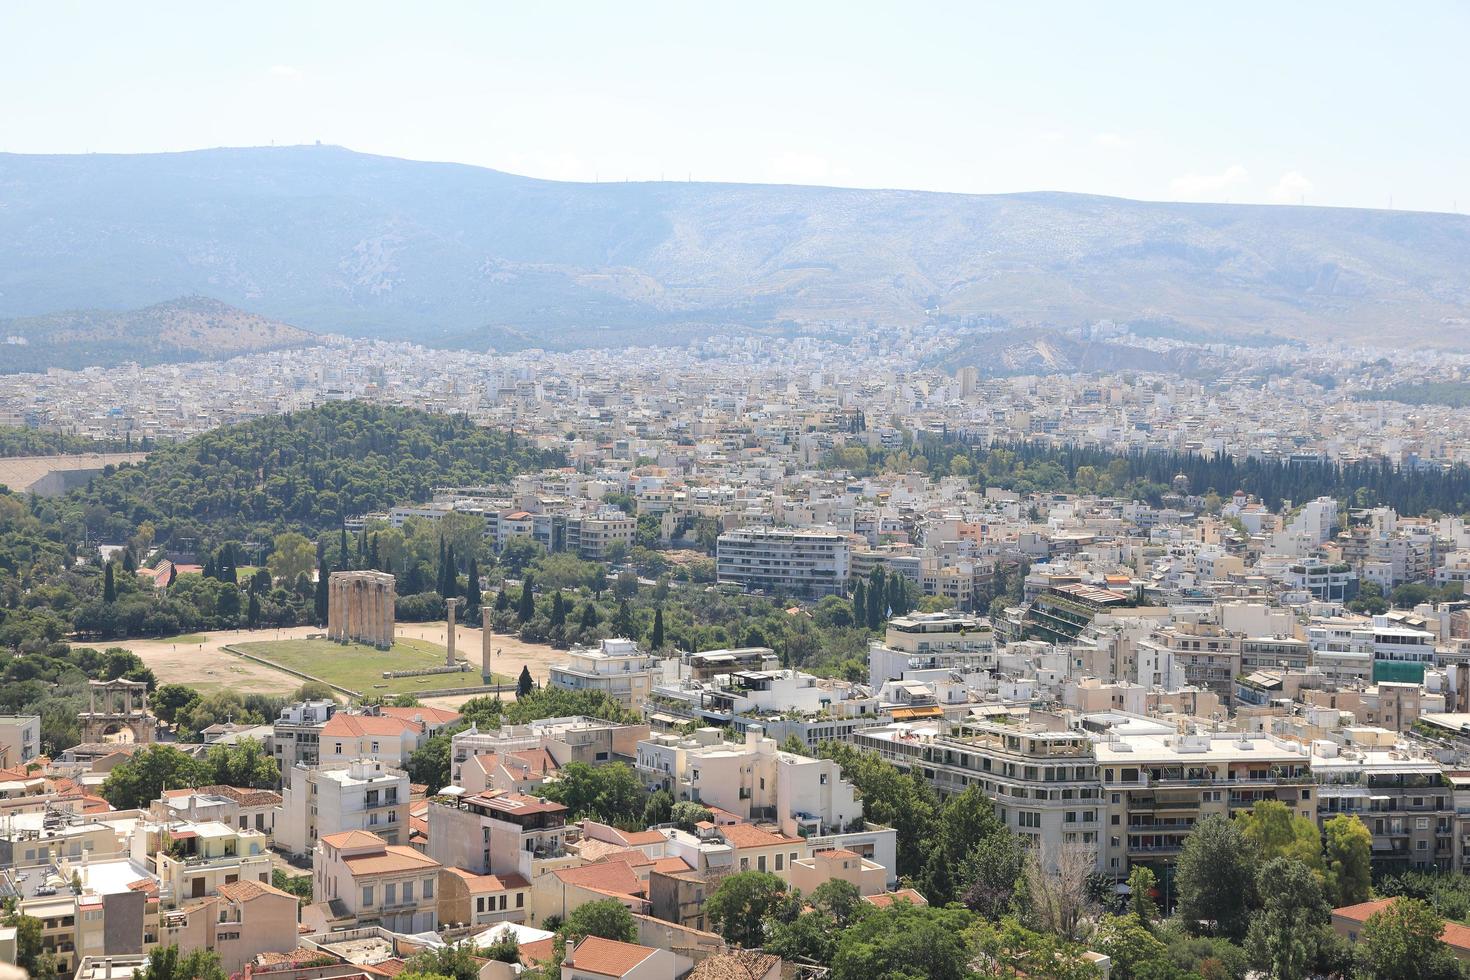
[327,570,397,649]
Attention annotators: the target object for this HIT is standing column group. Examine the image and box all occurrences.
[327,570,397,650]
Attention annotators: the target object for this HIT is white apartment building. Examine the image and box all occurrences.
[131,820,272,905]
[867,612,995,685]
[0,715,41,765]
[635,728,861,836]
[311,830,440,934]
[548,639,661,710]
[855,717,1101,868]
[277,759,410,857]
[716,527,851,598]
[271,700,337,769]
[1093,720,1314,878]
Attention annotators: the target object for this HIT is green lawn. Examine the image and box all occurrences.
[232,637,509,695]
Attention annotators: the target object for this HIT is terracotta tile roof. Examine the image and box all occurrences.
[380,706,462,727]
[506,748,558,775]
[320,830,386,850]
[563,936,659,977]
[217,879,298,903]
[518,938,557,967]
[440,867,529,893]
[863,888,928,908]
[342,845,441,877]
[1335,898,1470,951]
[652,857,694,875]
[686,949,781,980]
[594,848,654,869]
[553,860,644,899]
[718,823,800,850]
[322,714,421,738]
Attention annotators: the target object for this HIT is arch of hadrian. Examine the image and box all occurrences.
[327,570,396,649]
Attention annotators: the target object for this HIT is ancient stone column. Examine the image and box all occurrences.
[481,605,493,682]
[445,597,461,667]
[384,579,396,649]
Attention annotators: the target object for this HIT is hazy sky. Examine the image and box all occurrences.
[4,1,1467,212]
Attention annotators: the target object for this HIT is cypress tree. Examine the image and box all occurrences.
[517,664,534,697]
[852,579,866,627]
[247,589,261,629]
[866,567,885,629]
[495,588,510,612]
[166,564,176,587]
[517,573,536,623]
[580,602,600,629]
[550,591,566,627]
[340,526,350,569]
[368,533,380,570]
[887,573,907,617]
[103,562,117,603]
[203,555,216,580]
[465,557,481,618]
[441,544,457,598]
[651,607,665,649]
[121,548,136,573]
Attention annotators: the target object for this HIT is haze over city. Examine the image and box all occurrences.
[4,1,1469,212]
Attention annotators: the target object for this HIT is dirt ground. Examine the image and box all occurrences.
[88,621,566,707]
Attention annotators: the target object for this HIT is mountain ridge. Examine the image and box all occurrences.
[2,145,1467,350]
[0,296,313,373]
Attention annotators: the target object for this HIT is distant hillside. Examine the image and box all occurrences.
[933,327,1236,379]
[2,147,1469,349]
[0,296,313,372]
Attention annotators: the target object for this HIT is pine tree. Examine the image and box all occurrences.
[517,573,536,623]
[550,591,566,627]
[103,562,117,603]
[314,557,329,625]
[651,607,665,649]
[614,599,635,638]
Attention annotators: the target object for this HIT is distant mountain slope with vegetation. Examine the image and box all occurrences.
[0,296,314,373]
[66,401,564,545]
[1,146,1468,350]
[1354,381,1470,408]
